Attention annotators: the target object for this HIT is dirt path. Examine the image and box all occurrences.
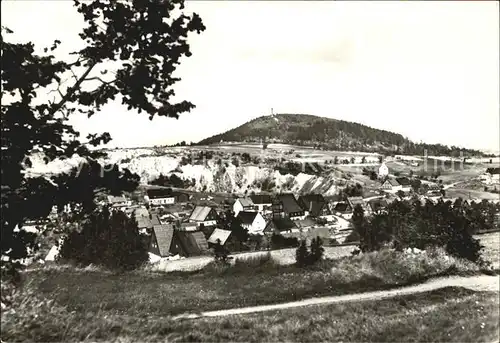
[172,275,499,320]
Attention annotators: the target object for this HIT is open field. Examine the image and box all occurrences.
[27,245,490,318]
[167,288,499,343]
[477,232,500,269]
[150,245,357,272]
[5,233,499,342]
[195,143,381,161]
[446,188,500,201]
[3,286,498,342]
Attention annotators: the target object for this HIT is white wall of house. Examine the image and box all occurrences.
[234,199,259,216]
[255,203,272,213]
[290,214,307,221]
[233,200,244,216]
[199,220,217,227]
[382,183,403,193]
[149,197,175,206]
[249,213,267,234]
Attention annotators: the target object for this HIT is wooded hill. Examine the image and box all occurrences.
[197,113,484,157]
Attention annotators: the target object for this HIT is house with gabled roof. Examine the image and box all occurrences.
[381,178,401,192]
[347,197,371,215]
[273,193,306,220]
[149,224,184,257]
[107,195,131,210]
[177,221,198,232]
[298,194,330,217]
[395,177,412,191]
[263,217,299,235]
[233,197,256,216]
[236,211,267,235]
[137,216,153,230]
[331,201,353,219]
[175,231,209,256]
[207,229,232,246]
[249,194,273,213]
[145,188,176,206]
[145,188,190,206]
[367,198,389,215]
[188,206,219,227]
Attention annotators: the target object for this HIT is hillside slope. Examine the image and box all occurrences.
[197,113,482,156]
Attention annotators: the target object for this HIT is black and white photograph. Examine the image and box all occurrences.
[1,0,499,342]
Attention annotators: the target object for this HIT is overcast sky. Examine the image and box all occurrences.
[2,1,499,151]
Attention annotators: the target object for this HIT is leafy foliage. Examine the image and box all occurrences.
[295,240,309,267]
[218,210,249,251]
[339,183,363,200]
[58,207,149,270]
[295,237,324,267]
[356,198,498,264]
[213,239,230,264]
[150,173,193,188]
[351,204,368,249]
[270,234,299,250]
[1,0,205,277]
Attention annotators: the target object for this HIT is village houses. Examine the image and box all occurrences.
[233,197,256,216]
[188,205,219,228]
[249,194,273,214]
[236,211,267,235]
[380,177,411,193]
[272,193,307,220]
[145,188,189,206]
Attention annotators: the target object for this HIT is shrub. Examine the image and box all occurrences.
[241,153,251,163]
[295,240,309,267]
[345,230,360,243]
[271,234,299,249]
[295,237,324,267]
[309,237,324,264]
[58,207,149,271]
[315,217,327,225]
[233,252,276,270]
[356,198,488,264]
[329,246,480,285]
[329,238,340,245]
[213,239,230,264]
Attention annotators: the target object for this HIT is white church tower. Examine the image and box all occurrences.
[378,161,389,178]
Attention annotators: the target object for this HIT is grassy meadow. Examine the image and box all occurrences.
[2,285,498,342]
[22,247,487,317]
[2,233,498,342]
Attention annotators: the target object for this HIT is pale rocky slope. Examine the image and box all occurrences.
[26,148,344,195]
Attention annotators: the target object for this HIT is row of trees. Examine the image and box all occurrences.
[351,197,499,264]
[150,173,194,189]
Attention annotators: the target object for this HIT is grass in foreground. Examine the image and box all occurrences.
[25,247,487,317]
[2,287,498,342]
